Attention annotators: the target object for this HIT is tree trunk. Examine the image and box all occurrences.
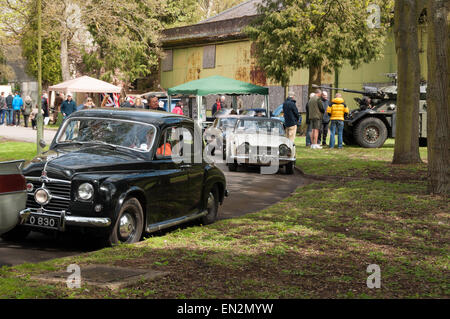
[308,63,322,95]
[392,0,422,164]
[426,0,449,195]
[60,34,71,81]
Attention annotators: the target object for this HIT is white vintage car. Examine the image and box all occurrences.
[0,160,27,236]
[225,117,296,174]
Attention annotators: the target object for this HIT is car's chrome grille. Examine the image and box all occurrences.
[26,178,71,214]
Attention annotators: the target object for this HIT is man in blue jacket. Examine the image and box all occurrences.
[12,92,23,126]
[61,92,77,140]
[282,91,300,142]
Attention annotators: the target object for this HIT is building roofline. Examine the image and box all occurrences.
[199,0,257,24]
[162,15,259,48]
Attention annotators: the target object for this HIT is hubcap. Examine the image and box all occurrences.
[119,213,136,240]
[365,126,379,143]
[207,192,215,212]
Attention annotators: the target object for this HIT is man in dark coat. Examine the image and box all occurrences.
[5,92,13,125]
[308,89,324,149]
[320,91,331,146]
[282,91,300,142]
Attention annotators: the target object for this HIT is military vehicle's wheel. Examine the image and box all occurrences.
[354,118,388,148]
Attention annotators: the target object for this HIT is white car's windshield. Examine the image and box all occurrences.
[236,119,285,136]
[218,118,238,129]
[57,118,157,152]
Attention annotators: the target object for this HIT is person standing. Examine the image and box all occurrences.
[172,101,184,115]
[5,92,13,126]
[327,93,349,149]
[282,91,300,143]
[305,92,316,147]
[212,97,222,116]
[148,96,165,111]
[0,92,6,125]
[22,96,33,128]
[134,97,145,109]
[41,92,49,118]
[12,92,23,126]
[61,92,77,119]
[320,91,331,146]
[30,105,38,130]
[77,97,96,111]
[61,92,77,140]
[52,92,64,124]
[308,89,324,149]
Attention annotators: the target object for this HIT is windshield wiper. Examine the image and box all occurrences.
[87,141,119,150]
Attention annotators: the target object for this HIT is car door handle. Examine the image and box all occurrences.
[180,164,192,168]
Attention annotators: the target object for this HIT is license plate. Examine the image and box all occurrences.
[26,213,61,230]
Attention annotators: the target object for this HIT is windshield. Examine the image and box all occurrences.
[218,118,238,129]
[236,119,285,136]
[57,118,157,152]
[242,110,267,117]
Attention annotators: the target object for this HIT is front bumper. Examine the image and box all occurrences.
[229,155,296,165]
[19,208,111,231]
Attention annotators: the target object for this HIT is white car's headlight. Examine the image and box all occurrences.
[279,144,291,157]
[78,183,94,200]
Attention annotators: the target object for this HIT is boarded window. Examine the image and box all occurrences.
[162,50,173,72]
[203,45,216,69]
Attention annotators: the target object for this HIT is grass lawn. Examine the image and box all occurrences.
[0,139,41,162]
[0,138,448,299]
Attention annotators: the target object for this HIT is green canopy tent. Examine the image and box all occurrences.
[167,75,270,125]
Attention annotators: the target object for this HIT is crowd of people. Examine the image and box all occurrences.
[282,89,349,149]
[0,91,188,130]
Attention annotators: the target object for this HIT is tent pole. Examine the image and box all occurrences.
[168,95,172,112]
[197,95,202,127]
[265,95,270,118]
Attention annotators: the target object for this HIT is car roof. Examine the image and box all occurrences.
[237,116,283,123]
[69,107,192,126]
[217,115,241,118]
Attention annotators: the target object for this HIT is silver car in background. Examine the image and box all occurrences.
[0,160,27,236]
[225,117,296,174]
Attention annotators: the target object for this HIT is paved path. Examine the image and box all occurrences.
[0,143,307,267]
[0,125,57,144]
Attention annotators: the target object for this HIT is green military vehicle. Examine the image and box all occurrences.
[315,79,427,148]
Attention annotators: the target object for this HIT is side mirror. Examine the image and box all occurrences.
[39,139,46,149]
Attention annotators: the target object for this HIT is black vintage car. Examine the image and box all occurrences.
[3,108,228,245]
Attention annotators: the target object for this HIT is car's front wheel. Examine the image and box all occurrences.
[200,187,219,225]
[285,161,294,175]
[107,197,144,246]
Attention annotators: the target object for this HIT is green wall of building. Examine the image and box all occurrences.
[161,27,428,109]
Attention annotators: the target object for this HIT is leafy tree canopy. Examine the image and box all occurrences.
[246,0,394,88]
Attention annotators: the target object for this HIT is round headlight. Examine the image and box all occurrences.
[279,144,291,157]
[78,183,94,200]
[35,188,50,205]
